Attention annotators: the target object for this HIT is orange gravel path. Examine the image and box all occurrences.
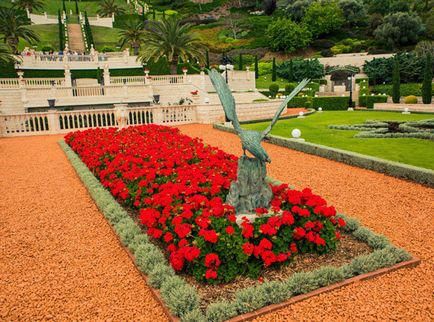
[178,124,434,322]
[0,136,167,321]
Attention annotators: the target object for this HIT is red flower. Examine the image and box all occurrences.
[335,231,341,240]
[281,211,294,225]
[260,223,277,236]
[163,232,173,243]
[199,229,219,243]
[293,227,306,240]
[242,242,254,255]
[290,243,297,253]
[169,251,184,271]
[182,246,201,262]
[205,253,221,268]
[259,238,272,250]
[338,218,346,227]
[225,226,235,235]
[174,223,191,238]
[227,214,236,223]
[241,222,254,239]
[205,269,217,279]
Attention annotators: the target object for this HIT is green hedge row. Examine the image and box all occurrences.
[359,95,388,109]
[287,96,350,110]
[373,83,434,97]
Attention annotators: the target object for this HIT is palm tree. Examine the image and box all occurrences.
[139,16,206,75]
[0,44,17,64]
[0,7,39,53]
[97,0,126,17]
[118,20,147,55]
[15,0,44,14]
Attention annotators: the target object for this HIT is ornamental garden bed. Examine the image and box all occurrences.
[62,125,418,321]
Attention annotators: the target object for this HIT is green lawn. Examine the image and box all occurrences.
[91,26,122,51]
[34,0,131,16]
[256,74,289,90]
[16,24,59,51]
[243,111,434,170]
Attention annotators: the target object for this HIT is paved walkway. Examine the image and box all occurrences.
[67,24,85,52]
[0,129,433,320]
[0,136,167,320]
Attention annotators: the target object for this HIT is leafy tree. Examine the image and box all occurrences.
[338,0,367,27]
[367,0,412,15]
[0,44,16,64]
[97,0,126,17]
[415,40,434,58]
[119,20,147,55]
[422,53,432,104]
[15,0,44,14]
[392,58,400,103]
[139,16,206,75]
[267,18,312,52]
[263,0,277,15]
[272,57,276,81]
[0,7,39,53]
[374,12,425,48]
[286,0,314,22]
[277,58,324,81]
[301,1,345,38]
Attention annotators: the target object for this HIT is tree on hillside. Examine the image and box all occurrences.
[286,0,313,22]
[374,12,425,48]
[267,18,312,52]
[301,1,345,38]
[0,44,16,64]
[138,16,206,75]
[97,0,126,17]
[119,20,147,55]
[0,7,39,53]
[338,0,367,27]
[15,0,44,14]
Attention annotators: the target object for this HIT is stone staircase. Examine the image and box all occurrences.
[67,24,85,52]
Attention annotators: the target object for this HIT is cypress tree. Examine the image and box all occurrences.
[163,11,166,19]
[272,57,276,81]
[392,58,400,103]
[153,9,156,20]
[288,59,294,82]
[75,0,79,15]
[254,55,259,79]
[62,0,66,14]
[422,53,432,104]
[58,10,64,51]
[205,50,210,69]
[238,54,243,71]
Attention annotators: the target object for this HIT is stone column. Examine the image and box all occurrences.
[182,68,188,83]
[114,103,128,129]
[103,64,111,85]
[47,109,59,134]
[64,64,72,87]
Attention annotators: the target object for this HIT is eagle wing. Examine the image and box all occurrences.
[209,69,241,133]
[261,78,310,138]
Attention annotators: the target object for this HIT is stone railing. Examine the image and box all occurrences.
[110,76,148,85]
[0,79,20,89]
[0,105,197,137]
[149,75,185,85]
[0,78,65,89]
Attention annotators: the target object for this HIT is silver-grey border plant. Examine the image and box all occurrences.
[59,140,415,322]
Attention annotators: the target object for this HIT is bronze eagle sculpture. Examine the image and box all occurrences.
[209,69,310,163]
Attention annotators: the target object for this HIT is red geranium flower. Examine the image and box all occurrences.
[225,226,235,235]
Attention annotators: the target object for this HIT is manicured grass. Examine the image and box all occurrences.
[17,24,59,51]
[256,74,290,90]
[243,111,434,170]
[34,0,131,16]
[91,26,122,50]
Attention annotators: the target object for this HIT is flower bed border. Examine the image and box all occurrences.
[213,123,434,188]
[59,139,420,322]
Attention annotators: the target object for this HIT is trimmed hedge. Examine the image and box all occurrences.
[312,96,350,110]
[359,95,388,109]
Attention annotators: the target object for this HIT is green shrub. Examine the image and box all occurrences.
[160,276,200,318]
[206,301,238,322]
[311,266,345,287]
[285,83,296,94]
[258,281,290,304]
[269,83,279,98]
[101,46,115,52]
[360,95,388,108]
[258,61,273,76]
[287,96,310,108]
[312,96,349,110]
[181,309,205,322]
[422,53,433,104]
[135,243,166,274]
[373,83,423,97]
[148,263,175,289]
[234,286,267,314]
[336,214,360,233]
[285,271,318,295]
[404,95,418,104]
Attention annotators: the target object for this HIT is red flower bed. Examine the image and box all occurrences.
[65,125,344,284]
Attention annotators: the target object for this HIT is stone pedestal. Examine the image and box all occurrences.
[226,156,272,214]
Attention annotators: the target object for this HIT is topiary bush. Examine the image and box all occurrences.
[269,83,279,98]
[404,95,418,104]
[312,96,349,110]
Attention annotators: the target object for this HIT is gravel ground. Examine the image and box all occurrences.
[1,126,433,321]
[0,136,168,321]
[178,124,434,322]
